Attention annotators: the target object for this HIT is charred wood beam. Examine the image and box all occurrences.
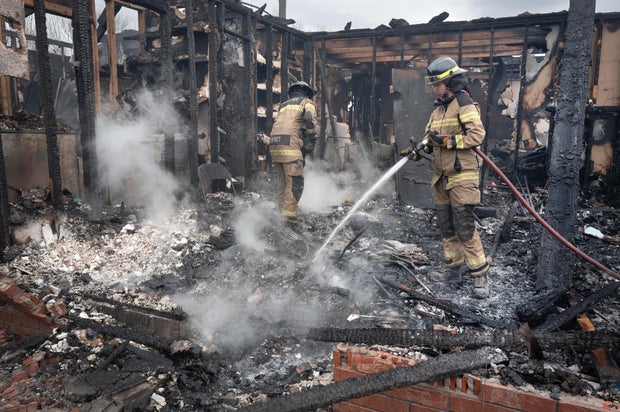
[186,0,199,185]
[265,24,274,133]
[488,200,519,261]
[243,12,255,182]
[315,44,341,168]
[96,2,122,41]
[310,12,568,41]
[318,40,327,160]
[208,0,219,163]
[23,0,72,18]
[379,278,513,329]
[34,0,63,209]
[121,0,167,13]
[280,31,289,103]
[0,333,48,358]
[95,340,129,372]
[306,327,620,353]
[537,281,620,333]
[479,27,495,202]
[68,314,176,355]
[72,0,102,218]
[240,348,493,412]
[536,0,596,290]
[513,24,528,171]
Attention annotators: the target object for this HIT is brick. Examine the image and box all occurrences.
[558,393,620,412]
[407,403,440,412]
[40,356,60,366]
[46,300,67,318]
[449,376,457,390]
[481,379,557,412]
[450,395,517,412]
[333,349,342,367]
[11,293,42,313]
[386,383,449,409]
[472,376,482,396]
[0,279,21,301]
[332,401,376,412]
[350,394,409,412]
[334,366,366,382]
[11,369,30,383]
[20,401,41,412]
[0,402,20,412]
[22,358,39,375]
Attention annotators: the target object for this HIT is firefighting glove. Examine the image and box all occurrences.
[428,131,448,148]
[399,145,415,157]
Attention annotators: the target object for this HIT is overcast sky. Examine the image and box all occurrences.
[252,0,618,32]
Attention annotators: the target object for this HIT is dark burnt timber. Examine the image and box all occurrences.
[380,278,513,329]
[68,314,178,356]
[240,348,493,412]
[72,0,102,219]
[306,327,620,353]
[537,281,620,333]
[535,0,595,291]
[33,0,63,209]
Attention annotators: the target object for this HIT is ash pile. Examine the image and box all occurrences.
[1,160,620,411]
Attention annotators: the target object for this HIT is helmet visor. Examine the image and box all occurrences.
[425,65,466,85]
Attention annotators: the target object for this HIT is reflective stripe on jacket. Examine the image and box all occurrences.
[425,91,485,189]
[269,96,317,163]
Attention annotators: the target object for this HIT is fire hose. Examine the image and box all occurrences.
[411,136,620,280]
[471,146,620,280]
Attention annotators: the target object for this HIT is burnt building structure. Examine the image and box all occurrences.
[1,0,619,227]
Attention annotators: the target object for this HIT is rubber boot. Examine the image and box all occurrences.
[472,273,490,299]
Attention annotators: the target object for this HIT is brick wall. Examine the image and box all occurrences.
[0,278,69,412]
[0,278,66,339]
[331,344,619,412]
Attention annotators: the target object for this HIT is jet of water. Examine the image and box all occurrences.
[312,156,411,262]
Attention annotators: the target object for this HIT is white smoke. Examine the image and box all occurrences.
[231,203,279,252]
[300,149,394,214]
[96,89,184,222]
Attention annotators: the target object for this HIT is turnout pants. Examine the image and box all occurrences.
[274,160,304,222]
[434,182,489,277]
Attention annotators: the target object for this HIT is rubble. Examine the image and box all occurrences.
[0,170,619,410]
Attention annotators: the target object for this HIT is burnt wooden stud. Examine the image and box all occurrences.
[240,348,493,412]
[535,0,596,290]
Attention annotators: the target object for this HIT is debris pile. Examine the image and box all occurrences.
[0,173,619,410]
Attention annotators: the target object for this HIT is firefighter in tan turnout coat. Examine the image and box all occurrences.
[269,81,318,227]
[402,57,490,298]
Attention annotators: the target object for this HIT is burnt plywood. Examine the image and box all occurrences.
[1,132,83,198]
[0,0,29,79]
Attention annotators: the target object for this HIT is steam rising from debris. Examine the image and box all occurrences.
[231,204,278,252]
[300,152,394,213]
[96,89,184,222]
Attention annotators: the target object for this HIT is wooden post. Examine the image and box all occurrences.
[89,0,101,112]
[138,10,146,52]
[535,0,596,291]
[105,0,118,110]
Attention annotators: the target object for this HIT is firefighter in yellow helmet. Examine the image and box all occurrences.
[402,57,490,298]
[268,81,318,227]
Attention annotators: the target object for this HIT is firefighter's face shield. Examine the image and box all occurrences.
[425,77,446,94]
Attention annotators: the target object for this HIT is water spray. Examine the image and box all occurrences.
[312,148,420,262]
